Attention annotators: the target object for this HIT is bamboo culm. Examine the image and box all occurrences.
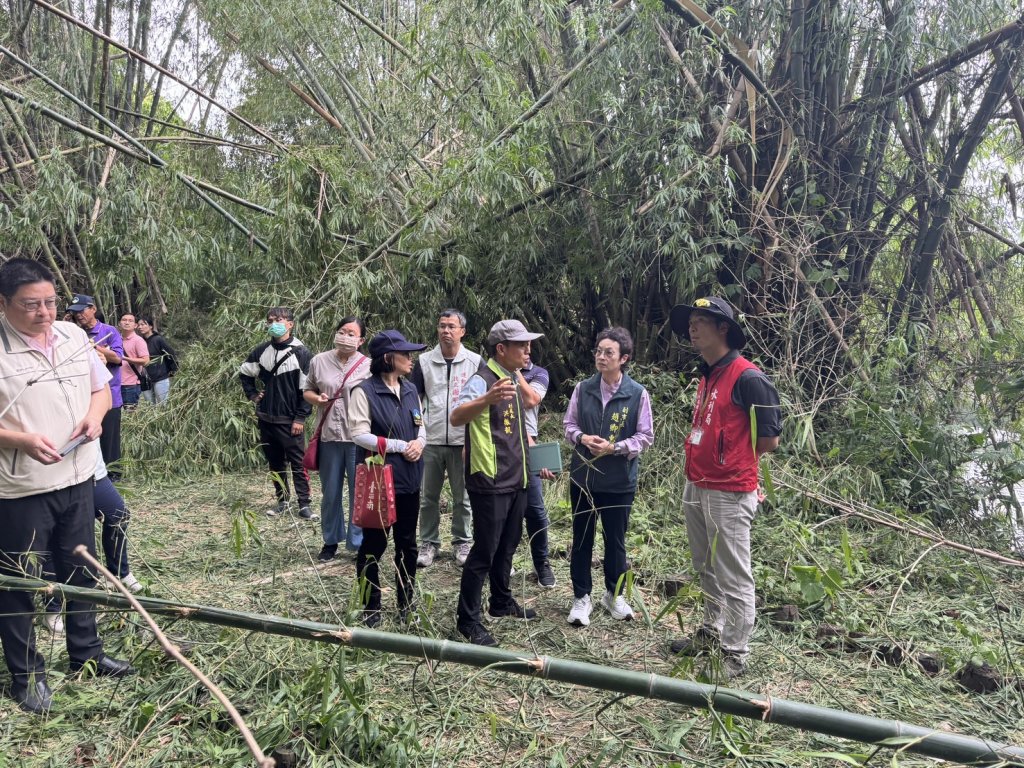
[0,574,1019,768]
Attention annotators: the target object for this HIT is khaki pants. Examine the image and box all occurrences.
[682,483,758,658]
[418,444,473,545]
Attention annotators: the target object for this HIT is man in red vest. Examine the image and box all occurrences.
[668,297,781,679]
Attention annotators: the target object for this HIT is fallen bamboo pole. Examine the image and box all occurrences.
[778,479,1024,568]
[0,575,1020,766]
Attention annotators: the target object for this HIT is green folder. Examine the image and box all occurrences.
[529,441,563,473]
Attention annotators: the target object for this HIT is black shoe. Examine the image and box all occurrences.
[535,560,556,589]
[362,610,382,628]
[670,626,721,656]
[398,604,419,625]
[722,651,747,679]
[317,544,338,562]
[70,655,136,678]
[488,601,538,621]
[11,680,52,714]
[297,505,318,521]
[459,624,498,647]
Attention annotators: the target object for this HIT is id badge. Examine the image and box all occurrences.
[688,428,704,446]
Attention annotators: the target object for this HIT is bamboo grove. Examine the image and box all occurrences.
[1,1,1023,425]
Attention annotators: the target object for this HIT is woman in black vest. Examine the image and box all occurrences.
[563,327,655,628]
[347,331,427,626]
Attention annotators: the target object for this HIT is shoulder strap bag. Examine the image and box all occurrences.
[302,354,366,472]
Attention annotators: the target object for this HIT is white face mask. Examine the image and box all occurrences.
[335,332,359,351]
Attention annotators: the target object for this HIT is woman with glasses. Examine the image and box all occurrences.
[303,317,371,562]
[563,327,654,628]
[347,330,427,626]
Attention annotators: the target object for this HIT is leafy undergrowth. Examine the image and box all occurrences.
[1,465,1022,768]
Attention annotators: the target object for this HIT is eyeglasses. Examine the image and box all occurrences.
[593,348,618,358]
[14,297,58,312]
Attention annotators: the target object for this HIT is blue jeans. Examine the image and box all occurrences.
[95,476,130,578]
[122,384,141,406]
[319,441,361,550]
[142,377,170,404]
[524,471,550,569]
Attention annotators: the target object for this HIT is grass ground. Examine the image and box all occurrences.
[0,464,1022,767]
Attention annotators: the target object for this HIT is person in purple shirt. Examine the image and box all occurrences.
[68,294,124,478]
[563,326,654,628]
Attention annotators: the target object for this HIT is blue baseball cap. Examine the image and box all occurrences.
[368,330,427,357]
[67,294,95,312]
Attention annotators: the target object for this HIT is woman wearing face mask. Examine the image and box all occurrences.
[303,317,371,562]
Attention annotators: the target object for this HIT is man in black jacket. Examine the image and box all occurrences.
[239,307,315,519]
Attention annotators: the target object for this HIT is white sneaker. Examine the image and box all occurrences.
[43,613,65,636]
[266,501,289,517]
[453,541,472,567]
[600,590,634,621]
[121,573,143,594]
[567,595,592,627]
[416,542,438,568]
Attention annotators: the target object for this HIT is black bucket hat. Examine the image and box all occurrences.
[670,297,746,349]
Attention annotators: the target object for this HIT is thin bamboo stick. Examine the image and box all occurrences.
[74,547,274,768]
[0,574,1020,767]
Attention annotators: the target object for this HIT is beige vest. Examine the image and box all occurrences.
[0,318,100,499]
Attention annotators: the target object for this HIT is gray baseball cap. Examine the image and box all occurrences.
[486,319,543,345]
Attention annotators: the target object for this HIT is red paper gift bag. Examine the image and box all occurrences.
[353,437,397,529]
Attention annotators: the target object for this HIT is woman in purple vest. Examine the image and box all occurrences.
[563,327,655,628]
[347,331,427,626]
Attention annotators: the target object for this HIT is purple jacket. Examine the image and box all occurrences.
[85,321,124,408]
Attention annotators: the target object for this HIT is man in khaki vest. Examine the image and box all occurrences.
[0,258,135,714]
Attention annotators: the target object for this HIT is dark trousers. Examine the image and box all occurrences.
[0,481,104,685]
[524,472,550,569]
[356,492,419,611]
[258,419,311,506]
[569,484,636,599]
[457,489,526,629]
[99,406,122,479]
[45,476,131,615]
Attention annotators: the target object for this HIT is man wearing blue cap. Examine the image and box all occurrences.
[67,294,124,478]
[668,297,781,679]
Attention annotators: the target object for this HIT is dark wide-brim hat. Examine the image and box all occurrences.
[670,297,746,349]
[368,330,427,357]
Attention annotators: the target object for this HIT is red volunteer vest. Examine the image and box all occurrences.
[685,355,759,492]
